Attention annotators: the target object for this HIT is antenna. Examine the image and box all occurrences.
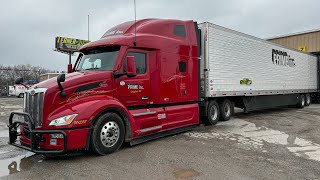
[88,15,90,41]
[133,0,137,46]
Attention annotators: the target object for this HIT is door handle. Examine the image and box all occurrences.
[142,96,149,100]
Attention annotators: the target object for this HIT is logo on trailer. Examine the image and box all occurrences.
[240,78,252,85]
[272,49,295,67]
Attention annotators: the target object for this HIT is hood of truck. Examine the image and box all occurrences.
[35,71,114,128]
[37,71,112,89]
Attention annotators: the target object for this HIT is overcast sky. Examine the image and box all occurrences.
[1,0,320,71]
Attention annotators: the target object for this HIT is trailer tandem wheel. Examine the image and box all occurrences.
[219,99,233,121]
[296,94,305,109]
[305,94,311,106]
[204,100,220,125]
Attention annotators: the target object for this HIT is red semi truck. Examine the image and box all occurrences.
[9,19,319,155]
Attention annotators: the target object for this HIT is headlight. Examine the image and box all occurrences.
[49,114,78,126]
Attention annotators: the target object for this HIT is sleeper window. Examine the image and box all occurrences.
[174,25,186,37]
[179,61,187,72]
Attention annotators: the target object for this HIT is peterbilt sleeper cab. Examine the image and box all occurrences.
[8,19,201,155]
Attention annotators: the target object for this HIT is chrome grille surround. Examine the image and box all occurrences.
[24,88,47,127]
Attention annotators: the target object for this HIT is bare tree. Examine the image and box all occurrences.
[0,64,55,86]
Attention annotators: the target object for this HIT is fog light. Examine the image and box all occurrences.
[51,134,64,138]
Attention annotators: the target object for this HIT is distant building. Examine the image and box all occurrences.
[40,73,61,82]
[267,29,320,56]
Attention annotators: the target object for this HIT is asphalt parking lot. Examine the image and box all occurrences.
[1,98,320,180]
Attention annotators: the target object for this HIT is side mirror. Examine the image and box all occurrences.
[57,74,66,98]
[126,56,136,77]
[15,77,24,85]
[67,64,73,73]
[57,74,65,83]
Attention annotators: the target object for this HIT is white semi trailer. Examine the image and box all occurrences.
[198,22,319,124]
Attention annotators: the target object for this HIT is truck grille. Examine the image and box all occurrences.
[24,91,45,127]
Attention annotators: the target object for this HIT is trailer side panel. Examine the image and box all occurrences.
[199,23,318,98]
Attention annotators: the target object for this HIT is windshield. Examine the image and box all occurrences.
[76,46,120,71]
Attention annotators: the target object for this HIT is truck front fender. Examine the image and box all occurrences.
[46,95,138,141]
[90,105,135,141]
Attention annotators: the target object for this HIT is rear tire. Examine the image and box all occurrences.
[219,99,233,121]
[18,93,24,98]
[296,94,305,108]
[305,94,311,106]
[204,100,220,125]
[90,113,125,155]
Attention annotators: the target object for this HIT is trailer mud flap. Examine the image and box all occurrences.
[199,100,209,116]
[8,112,67,154]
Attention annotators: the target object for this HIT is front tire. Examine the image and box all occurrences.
[18,93,24,98]
[204,100,220,125]
[90,113,125,155]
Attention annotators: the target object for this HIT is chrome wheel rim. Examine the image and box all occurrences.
[224,103,231,117]
[100,121,120,147]
[302,96,305,106]
[210,105,218,121]
[306,96,310,105]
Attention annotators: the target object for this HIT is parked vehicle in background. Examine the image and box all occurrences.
[14,80,38,98]
[8,19,320,156]
[14,85,26,98]
[8,86,15,96]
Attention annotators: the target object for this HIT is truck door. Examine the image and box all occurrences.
[114,50,151,106]
[114,50,163,135]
